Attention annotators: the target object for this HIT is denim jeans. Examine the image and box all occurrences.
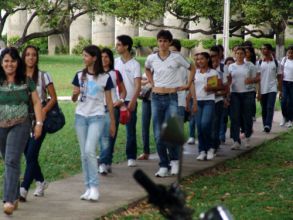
[177,106,186,134]
[0,119,30,202]
[230,92,255,143]
[21,126,47,190]
[260,92,277,129]
[188,99,197,138]
[125,102,138,160]
[219,105,230,142]
[211,100,224,149]
[281,81,293,121]
[197,100,215,153]
[99,107,120,165]
[98,112,110,164]
[152,93,179,168]
[142,100,151,154]
[75,114,105,188]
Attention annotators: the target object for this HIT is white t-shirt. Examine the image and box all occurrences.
[107,70,123,103]
[257,60,281,94]
[114,57,141,101]
[72,71,113,116]
[36,71,53,102]
[281,57,293,82]
[215,64,227,103]
[145,51,191,88]
[194,69,219,101]
[229,62,257,93]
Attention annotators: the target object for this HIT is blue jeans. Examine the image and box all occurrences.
[99,107,120,165]
[152,93,179,168]
[197,100,215,153]
[142,100,151,154]
[125,102,137,160]
[230,92,255,143]
[219,105,230,142]
[177,106,186,134]
[281,81,293,121]
[0,119,30,203]
[21,127,47,190]
[75,114,105,188]
[211,100,224,149]
[260,92,277,129]
[98,112,110,164]
[188,99,197,138]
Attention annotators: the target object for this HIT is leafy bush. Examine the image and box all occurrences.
[55,45,69,55]
[0,34,7,44]
[133,36,157,48]
[285,39,293,48]
[71,37,91,55]
[7,36,48,54]
[180,39,199,49]
[218,37,244,49]
[201,39,216,49]
[247,38,275,49]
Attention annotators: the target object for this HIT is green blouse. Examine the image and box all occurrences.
[0,78,36,127]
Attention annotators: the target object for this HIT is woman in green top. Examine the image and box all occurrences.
[0,47,43,215]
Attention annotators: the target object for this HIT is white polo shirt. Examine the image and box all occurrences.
[257,60,281,94]
[281,57,293,82]
[115,57,141,101]
[194,69,219,101]
[215,65,227,103]
[145,51,191,88]
[229,62,257,93]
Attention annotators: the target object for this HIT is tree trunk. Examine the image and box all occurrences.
[275,30,285,60]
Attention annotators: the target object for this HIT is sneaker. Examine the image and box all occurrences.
[19,187,28,202]
[106,164,112,173]
[206,148,215,160]
[196,151,206,161]
[286,121,292,128]
[280,117,287,126]
[155,167,170,177]
[88,187,99,201]
[128,159,137,167]
[243,138,250,148]
[137,153,149,160]
[187,137,195,145]
[99,164,108,175]
[80,188,90,200]
[263,125,271,133]
[170,160,179,175]
[231,141,240,150]
[33,181,48,197]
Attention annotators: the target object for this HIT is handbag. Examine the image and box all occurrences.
[40,72,65,133]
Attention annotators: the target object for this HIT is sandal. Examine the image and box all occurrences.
[137,153,149,160]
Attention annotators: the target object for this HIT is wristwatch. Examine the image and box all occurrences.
[36,121,43,126]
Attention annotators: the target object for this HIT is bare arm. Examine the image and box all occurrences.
[72,86,80,102]
[145,68,154,87]
[113,81,127,107]
[42,83,57,118]
[105,90,116,137]
[31,91,43,139]
[128,77,141,112]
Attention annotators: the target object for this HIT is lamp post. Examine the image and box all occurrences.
[223,0,230,59]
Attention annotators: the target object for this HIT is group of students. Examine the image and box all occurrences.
[0,29,292,215]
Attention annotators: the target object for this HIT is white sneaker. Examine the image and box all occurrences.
[243,138,250,148]
[280,117,287,126]
[170,160,179,175]
[155,167,170,177]
[128,159,137,167]
[196,151,206,161]
[286,121,292,128]
[33,181,48,197]
[80,188,90,200]
[88,187,99,201]
[231,141,240,150]
[99,164,108,175]
[206,148,215,160]
[19,187,28,202]
[187,137,195,145]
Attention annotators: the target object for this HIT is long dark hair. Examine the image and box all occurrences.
[22,45,39,83]
[198,52,213,69]
[82,45,104,78]
[245,46,256,65]
[0,47,25,85]
[101,48,114,70]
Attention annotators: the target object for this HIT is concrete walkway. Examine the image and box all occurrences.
[0,112,289,220]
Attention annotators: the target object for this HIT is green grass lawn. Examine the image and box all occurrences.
[104,130,293,220]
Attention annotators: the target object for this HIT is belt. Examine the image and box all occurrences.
[152,87,177,94]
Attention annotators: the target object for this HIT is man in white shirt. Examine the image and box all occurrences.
[115,35,141,167]
[145,30,195,177]
[258,43,282,132]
